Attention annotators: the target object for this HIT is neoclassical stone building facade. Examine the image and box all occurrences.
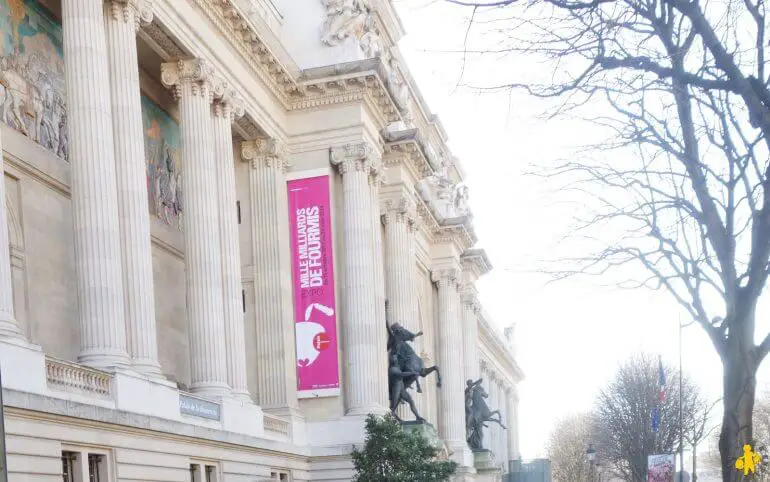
[0,0,524,480]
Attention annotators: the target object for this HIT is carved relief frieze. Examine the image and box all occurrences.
[0,0,68,160]
[321,0,371,47]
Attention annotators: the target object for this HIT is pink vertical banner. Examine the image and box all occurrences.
[287,175,340,397]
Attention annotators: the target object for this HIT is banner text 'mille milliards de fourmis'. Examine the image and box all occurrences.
[287,175,340,398]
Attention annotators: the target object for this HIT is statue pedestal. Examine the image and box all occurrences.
[474,449,502,481]
[401,421,442,450]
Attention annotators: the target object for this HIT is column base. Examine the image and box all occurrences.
[189,381,231,399]
[447,440,475,468]
[78,350,131,371]
[130,358,163,378]
[344,404,389,417]
[229,388,252,403]
[0,314,22,340]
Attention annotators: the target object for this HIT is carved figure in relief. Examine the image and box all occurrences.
[454,184,469,214]
[0,0,69,159]
[321,0,370,46]
[143,95,183,229]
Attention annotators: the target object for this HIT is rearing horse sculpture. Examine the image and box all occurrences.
[465,378,507,451]
[385,301,442,396]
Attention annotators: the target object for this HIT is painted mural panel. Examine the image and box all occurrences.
[142,95,183,230]
[0,0,67,159]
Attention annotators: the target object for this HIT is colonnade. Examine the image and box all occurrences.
[0,0,258,403]
[0,0,520,466]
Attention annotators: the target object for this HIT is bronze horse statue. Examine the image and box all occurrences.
[385,301,441,421]
[465,378,506,450]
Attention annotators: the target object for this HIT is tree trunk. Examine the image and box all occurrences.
[693,442,697,482]
[720,345,757,482]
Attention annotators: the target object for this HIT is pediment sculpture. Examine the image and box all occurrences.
[321,0,371,47]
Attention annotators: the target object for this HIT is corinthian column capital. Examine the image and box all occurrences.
[382,196,417,227]
[241,138,289,172]
[106,0,153,29]
[330,142,379,176]
[161,59,218,102]
[212,83,245,123]
[431,267,459,286]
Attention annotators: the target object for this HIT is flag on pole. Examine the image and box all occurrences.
[658,356,666,403]
[651,407,660,433]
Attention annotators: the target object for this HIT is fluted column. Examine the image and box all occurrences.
[64,0,129,369]
[105,0,161,376]
[489,374,501,460]
[506,386,517,462]
[0,129,20,340]
[161,59,229,398]
[242,139,299,411]
[383,195,420,419]
[383,196,418,328]
[500,380,510,468]
[212,89,249,400]
[331,143,387,415]
[434,268,466,447]
[461,288,479,384]
[509,387,520,460]
[369,164,388,408]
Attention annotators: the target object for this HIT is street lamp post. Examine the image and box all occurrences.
[587,444,597,482]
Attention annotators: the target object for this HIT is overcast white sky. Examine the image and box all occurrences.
[392,0,770,459]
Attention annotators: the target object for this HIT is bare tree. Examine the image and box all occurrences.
[547,412,595,481]
[593,354,706,481]
[684,399,720,481]
[436,0,770,478]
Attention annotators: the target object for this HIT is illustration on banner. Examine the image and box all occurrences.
[288,176,340,396]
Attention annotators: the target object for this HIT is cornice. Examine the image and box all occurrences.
[182,0,401,128]
[189,0,298,105]
[461,249,492,279]
[478,313,525,384]
[382,129,434,180]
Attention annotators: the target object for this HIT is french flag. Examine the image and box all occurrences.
[658,357,666,403]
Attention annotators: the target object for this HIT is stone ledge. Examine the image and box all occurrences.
[2,388,308,458]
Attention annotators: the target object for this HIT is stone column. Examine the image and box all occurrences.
[161,59,229,398]
[433,268,467,450]
[0,128,20,340]
[241,139,299,413]
[383,195,420,418]
[369,163,388,408]
[500,380,510,468]
[64,0,129,369]
[489,374,501,461]
[331,143,387,415]
[212,89,249,400]
[461,288,479,384]
[105,0,161,376]
[383,196,418,329]
[506,386,518,462]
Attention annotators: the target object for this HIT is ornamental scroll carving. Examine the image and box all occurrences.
[241,138,289,172]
